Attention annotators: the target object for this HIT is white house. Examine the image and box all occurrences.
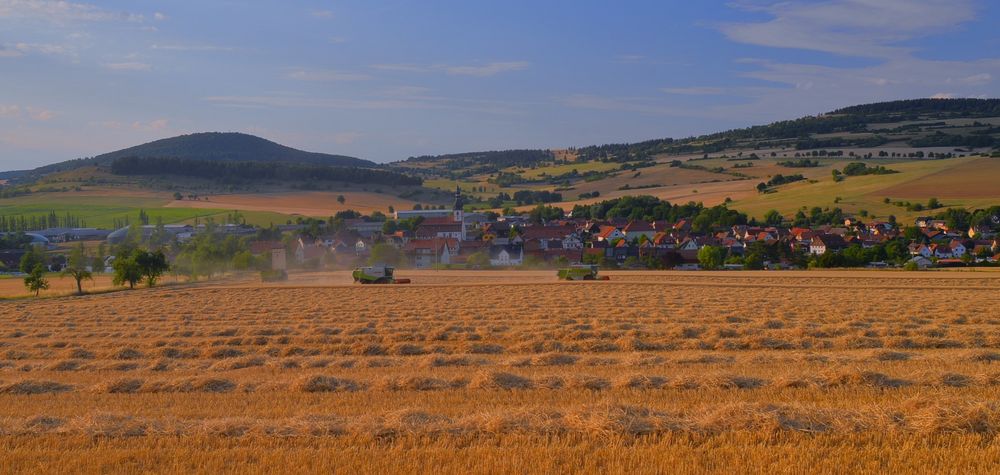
[490,245,523,267]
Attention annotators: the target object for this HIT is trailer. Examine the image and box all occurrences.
[556,264,608,281]
[352,265,410,284]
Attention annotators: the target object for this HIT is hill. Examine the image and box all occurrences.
[20,132,375,179]
[392,99,1000,222]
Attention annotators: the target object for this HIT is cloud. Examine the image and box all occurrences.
[104,61,151,71]
[310,9,334,19]
[204,93,520,115]
[445,61,529,76]
[286,70,371,81]
[151,43,233,52]
[0,0,145,23]
[14,42,72,56]
[661,87,727,96]
[0,104,55,121]
[720,0,976,59]
[26,107,55,121]
[930,92,957,99]
[371,61,529,77]
[0,44,23,57]
[153,11,166,21]
[329,37,347,44]
[0,105,21,117]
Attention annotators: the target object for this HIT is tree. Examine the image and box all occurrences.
[173,192,183,200]
[24,264,49,296]
[368,243,402,266]
[466,250,491,268]
[763,209,782,226]
[113,254,143,289]
[336,195,346,205]
[19,246,44,274]
[697,246,725,270]
[61,244,92,295]
[135,250,169,287]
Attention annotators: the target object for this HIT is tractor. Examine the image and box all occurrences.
[352,265,410,284]
[557,264,608,281]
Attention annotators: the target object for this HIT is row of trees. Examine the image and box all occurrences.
[0,212,87,233]
[111,156,422,187]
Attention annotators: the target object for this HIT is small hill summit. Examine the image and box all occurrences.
[92,132,374,168]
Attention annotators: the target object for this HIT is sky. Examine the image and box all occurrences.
[1,0,999,169]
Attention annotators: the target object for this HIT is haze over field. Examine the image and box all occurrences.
[2,0,1000,168]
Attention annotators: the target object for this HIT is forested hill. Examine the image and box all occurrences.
[92,133,374,168]
[571,98,1000,161]
[19,132,375,179]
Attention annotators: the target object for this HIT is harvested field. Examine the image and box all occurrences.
[2,270,1000,472]
[164,190,420,216]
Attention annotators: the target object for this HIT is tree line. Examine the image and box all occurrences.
[111,156,422,187]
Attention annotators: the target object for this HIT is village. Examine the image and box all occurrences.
[3,189,998,277]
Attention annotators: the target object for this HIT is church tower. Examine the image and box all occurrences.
[453,186,466,241]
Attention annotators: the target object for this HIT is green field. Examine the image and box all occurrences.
[0,192,296,229]
[730,156,1000,221]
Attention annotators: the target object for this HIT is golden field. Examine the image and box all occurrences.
[3,270,1000,473]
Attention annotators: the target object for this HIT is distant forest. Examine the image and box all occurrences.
[573,99,1000,160]
[402,150,556,176]
[111,156,422,186]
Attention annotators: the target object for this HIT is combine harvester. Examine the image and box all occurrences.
[352,265,411,284]
[557,264,609,281]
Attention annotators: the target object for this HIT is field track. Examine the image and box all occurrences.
[3,270,1000,473]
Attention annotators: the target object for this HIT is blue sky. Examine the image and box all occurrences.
[1,0,998,168]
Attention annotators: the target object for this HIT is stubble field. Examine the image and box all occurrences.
[3,270,1000,473]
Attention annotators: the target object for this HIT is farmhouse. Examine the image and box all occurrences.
[810,234,848,255]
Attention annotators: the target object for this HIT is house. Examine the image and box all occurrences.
[490,244,523,266]
[948,239,967,257]
[809,234,847,255]
[249,240,284,255]
[622,220,656,240]
[415,223,463,240]
[404,238,458,268]
[930,243,952,259]
[908,243,932,258]
[295,238,328,264]
[343,219,385,238]
[595,226,625,242]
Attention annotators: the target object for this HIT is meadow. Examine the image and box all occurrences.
[2,270,1000,472]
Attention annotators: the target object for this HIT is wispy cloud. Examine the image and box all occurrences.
[0,104,56,121]
[310,9,334,19]
[661,87,727,96]
[104,61,151,71]
[14,42,72,56]
[151,43,233,52]
[286,69,371,81]
[720,0,976,59]
[0,44,21,57]
[204,93,522,115]
[0,105,21,117]
[153,11,167,21]
[445,61,529,76]
[371,61,529,77]
[0,0,145,23]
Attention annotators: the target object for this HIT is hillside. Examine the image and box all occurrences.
[20,132,375,180]
[392,99,1000,222]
